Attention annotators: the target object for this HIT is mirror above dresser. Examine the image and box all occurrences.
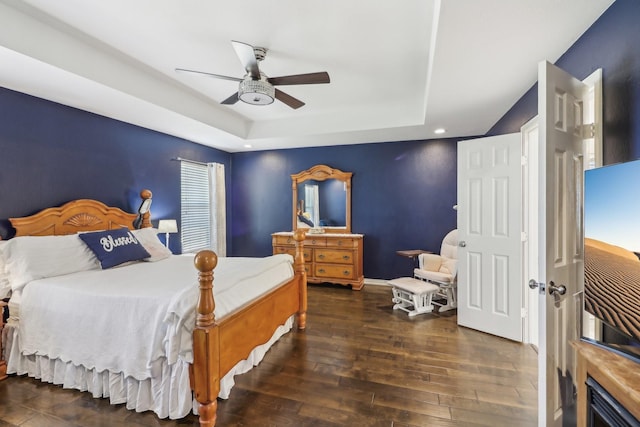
[291,164,352,234]
[273,164,364,290]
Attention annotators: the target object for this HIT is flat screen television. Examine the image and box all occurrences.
[583,159,640,362]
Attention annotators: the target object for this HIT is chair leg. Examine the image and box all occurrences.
[409,292,434,316]
[436,284,457,312]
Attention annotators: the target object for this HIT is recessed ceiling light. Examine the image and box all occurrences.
[244,144,252,148]
[434,128,446,134]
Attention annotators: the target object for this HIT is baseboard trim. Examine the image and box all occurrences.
[364,278,391,287]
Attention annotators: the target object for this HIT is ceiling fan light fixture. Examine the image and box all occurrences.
[238,79,275,105]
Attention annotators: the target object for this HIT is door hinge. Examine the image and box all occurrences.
[580,123,595,139]
[521,155,527,166]
[521,308,527,318]
[521,231,528,242]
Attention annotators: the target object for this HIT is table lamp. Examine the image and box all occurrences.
[157,219,178,248]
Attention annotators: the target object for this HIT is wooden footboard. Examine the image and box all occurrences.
[192,229,307,427]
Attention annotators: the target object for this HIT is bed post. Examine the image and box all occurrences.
[293,229,307,330]
[139,189,153,228]
[192,250,219,427]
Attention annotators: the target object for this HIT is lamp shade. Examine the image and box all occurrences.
[157,219,178,233]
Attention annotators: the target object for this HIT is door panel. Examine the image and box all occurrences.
[537,60,589,427]
[457,134,522,342]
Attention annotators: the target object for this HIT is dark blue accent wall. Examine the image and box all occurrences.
[488,0,640,166]
[0,87,231,254]
[230,139,461,280]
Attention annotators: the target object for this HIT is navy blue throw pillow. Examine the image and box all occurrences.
[79,228,151,269]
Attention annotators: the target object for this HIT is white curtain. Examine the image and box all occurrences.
[208,163,226,256]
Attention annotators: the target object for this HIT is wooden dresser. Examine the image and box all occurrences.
[273,232,364,290]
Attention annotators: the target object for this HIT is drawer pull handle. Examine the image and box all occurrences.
[338,241,343,246]
[287,238,292,243]
[343,270,350,276]
[343,255,350,260]
[318,254,325,259]
[319,269,325,273]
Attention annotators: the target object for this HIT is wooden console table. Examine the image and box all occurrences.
[573,340,640,426]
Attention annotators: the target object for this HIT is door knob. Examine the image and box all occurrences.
[548,281,566,296]
[459,241,467,247]
[528,279,545,293]
[529,279,541,290]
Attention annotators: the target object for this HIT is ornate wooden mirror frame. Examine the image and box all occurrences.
[291,164,352,234]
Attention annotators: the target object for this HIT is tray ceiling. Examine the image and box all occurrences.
[0,0,614,152]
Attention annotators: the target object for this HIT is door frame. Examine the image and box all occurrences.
[521,117,539,346]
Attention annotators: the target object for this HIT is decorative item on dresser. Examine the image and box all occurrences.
[274,164,364,290]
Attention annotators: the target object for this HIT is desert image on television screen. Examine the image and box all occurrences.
[584,238,640,342]
[584,160,640,344]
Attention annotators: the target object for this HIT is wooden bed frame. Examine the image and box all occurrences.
[4,189,307,427]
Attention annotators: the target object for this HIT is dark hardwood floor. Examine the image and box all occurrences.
[0,284,537,426]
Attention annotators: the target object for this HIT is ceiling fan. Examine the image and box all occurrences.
[176,41,330,109]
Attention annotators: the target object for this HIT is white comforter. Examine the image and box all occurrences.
[18,254,294,381]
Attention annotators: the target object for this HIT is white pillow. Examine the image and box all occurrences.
[0,241,10,299]
[133,228,172,262]
[3,234,100,292]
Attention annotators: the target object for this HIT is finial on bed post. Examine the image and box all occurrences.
[293,229,307,330]
[139,189,153,229]
[194,250,218,328]
[193,250,219,427]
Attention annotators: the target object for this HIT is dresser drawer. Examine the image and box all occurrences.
[273,246,311,262]
[305,237,327,247]
[325,237,357,248]
[315,249,354,264]
[315,264,354,279]
[273,235,296,245]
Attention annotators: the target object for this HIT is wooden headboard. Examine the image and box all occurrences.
[9,189,153,237]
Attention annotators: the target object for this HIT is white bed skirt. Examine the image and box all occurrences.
[2,316,293,420]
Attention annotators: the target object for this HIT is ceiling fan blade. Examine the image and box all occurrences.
[275,89,305,109]
[231,40,260,80]
[175,68,242,82]
[268,72,330,86]
[221,92,239,105]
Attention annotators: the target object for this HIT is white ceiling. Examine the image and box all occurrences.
[0,0,614,152]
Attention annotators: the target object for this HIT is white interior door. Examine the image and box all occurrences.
[535,60,591,427]
[457,134,523,342]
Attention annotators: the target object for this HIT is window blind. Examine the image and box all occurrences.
[180,161,211,253]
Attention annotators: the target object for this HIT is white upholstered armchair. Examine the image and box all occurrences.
[413,229,458,312]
